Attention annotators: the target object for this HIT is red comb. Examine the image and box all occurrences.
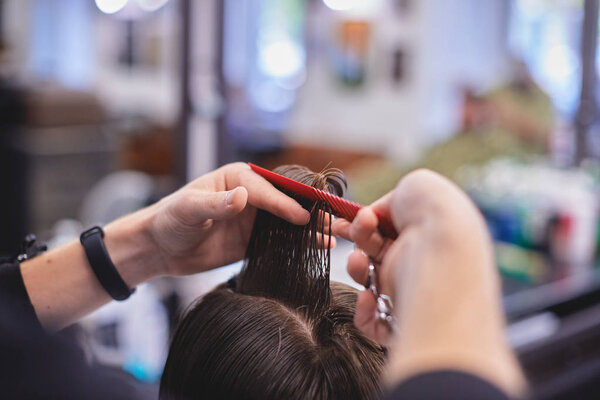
[249,163,397,239]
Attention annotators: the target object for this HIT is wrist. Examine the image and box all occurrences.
[103,205,162,287]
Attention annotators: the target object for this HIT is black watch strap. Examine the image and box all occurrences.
[80,226,135,301]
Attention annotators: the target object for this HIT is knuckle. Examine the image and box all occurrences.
[190,192,221,216]
[219,162,246,177]
[228,161,247,170]
[174,192,201,222]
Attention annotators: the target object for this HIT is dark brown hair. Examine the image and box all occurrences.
[159,165,385,400]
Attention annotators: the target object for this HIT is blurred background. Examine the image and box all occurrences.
[1,0,600,398]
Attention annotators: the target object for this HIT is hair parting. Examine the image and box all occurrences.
[159,164,386,400]
[236,165,347,321]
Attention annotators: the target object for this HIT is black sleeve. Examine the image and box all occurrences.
[0,261,153,399]
[383,370,512,400]
[0,261,42,329]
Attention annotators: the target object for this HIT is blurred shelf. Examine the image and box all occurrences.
[504,267,600,321]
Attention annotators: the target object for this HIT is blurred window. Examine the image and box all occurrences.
[223,0,305,148]
[508,0,583,114]
[30,0,95,88]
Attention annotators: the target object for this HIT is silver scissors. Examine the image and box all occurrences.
[365,262,396,333]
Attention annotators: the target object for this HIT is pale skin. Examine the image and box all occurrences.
[333,169,526,397]
[20,162,320,332]
[20,163,524,395]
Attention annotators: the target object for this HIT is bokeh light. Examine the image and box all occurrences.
[95,0,129,14]
[258,39,305,79]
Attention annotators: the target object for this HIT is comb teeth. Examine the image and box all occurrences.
[313,189,361,221]
[249,162,398,239]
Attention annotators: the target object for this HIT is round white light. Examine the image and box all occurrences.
[543,44,578,80]
[258,39,305,79]
[95,0,129,14]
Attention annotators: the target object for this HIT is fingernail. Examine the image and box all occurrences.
[225,188,236,206]
[300,210,310,224]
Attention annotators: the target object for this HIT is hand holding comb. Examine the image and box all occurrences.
[248,163,398,239]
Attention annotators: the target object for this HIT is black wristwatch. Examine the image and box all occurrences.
[80,226,135,301]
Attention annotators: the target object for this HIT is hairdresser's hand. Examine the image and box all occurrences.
[333,169,524,396]
[334,169,495,344]
[147,162,311,277]
[21,162,312,332]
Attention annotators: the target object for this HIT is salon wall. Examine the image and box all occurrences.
[288,0,511,163]
[93,7,179,124]
[4,0,179,124]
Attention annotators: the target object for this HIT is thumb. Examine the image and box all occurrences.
[179,186,248,225]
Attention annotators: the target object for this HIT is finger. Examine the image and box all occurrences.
[347,248,370,285]
[354,290,392,345]
[354,290,377,336]
[235,165,310,225]
[307,231,335,248]
[331,192,395,242]
[328,235,337,249]
[387,168,468,233]
[318,210,334,234]
[314,232,336,249]
[355,290,394,345]
[178,186,248,225]
[349,208,386,260]
[331,218,352,240]
[368,191,394,218]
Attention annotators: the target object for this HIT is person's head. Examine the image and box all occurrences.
[160,165,386,400]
